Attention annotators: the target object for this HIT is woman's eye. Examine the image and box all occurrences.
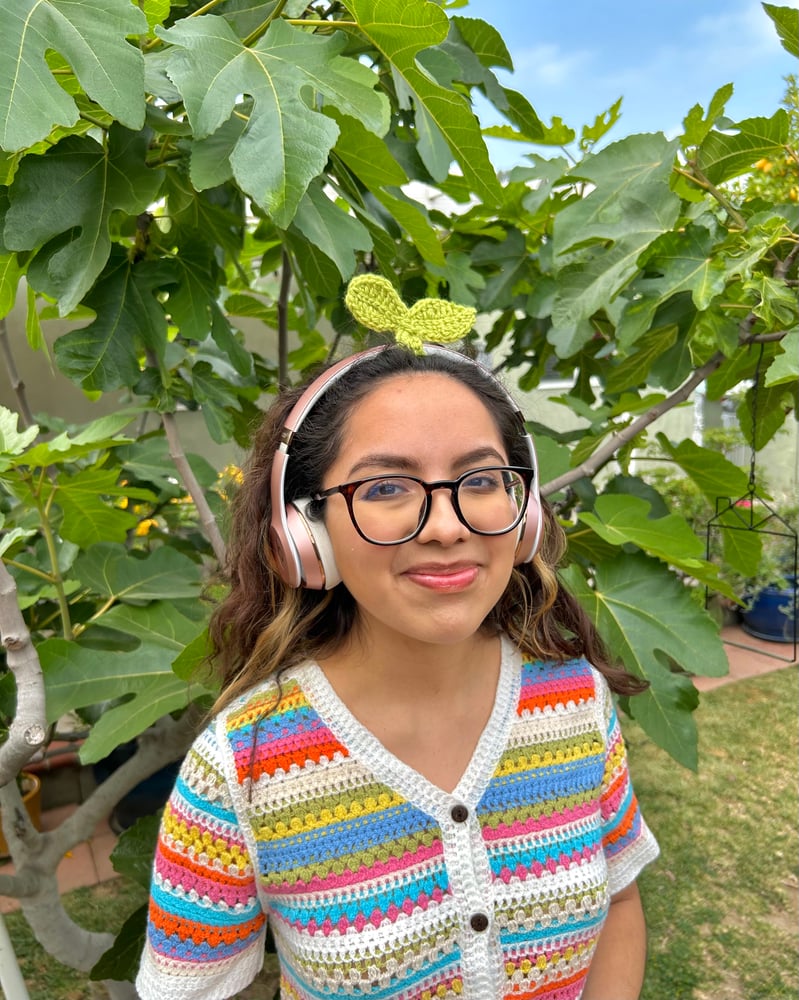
[462,472,501,492]
[361,479,412,500]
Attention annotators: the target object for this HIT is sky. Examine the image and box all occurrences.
[461,0,797,168]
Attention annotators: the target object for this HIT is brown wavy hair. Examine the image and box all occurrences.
[209,346,645,712]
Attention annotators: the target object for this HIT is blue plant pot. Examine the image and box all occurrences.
[741,575,798,643]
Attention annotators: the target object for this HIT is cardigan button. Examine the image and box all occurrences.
[469,912,489,932]
[450,804,469,823]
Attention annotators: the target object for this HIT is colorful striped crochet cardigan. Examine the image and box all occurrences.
[137,636,658,999]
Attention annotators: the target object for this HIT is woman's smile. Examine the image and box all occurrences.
[400,561,480,591]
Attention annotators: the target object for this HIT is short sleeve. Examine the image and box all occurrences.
[136,723,267,1000]
[596,675,660,895]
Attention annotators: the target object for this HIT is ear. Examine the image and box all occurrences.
[287,498,342,590]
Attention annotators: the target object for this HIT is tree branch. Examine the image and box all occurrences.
[541,351,726,496]
[43,710,198,862]
[0,318,35,429]
[160,411,227,565]
[0,562,46,787]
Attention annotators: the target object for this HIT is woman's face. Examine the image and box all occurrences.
[321,372,520,653]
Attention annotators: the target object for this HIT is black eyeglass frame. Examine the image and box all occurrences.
[312,465,535,546]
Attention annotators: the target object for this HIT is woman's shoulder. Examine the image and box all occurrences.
[515,650,608,713]
[215,663,313,735]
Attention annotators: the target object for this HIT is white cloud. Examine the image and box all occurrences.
[693,0,786,64]
[510,43,591,89]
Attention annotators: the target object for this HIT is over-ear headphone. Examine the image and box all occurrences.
[268,346,542,589]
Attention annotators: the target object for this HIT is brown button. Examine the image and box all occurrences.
[469,912,489,932]
[450,804,469,823]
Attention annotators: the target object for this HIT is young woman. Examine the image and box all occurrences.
[136,277,659,1000]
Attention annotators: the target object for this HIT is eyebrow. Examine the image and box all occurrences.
[346,446,508,479]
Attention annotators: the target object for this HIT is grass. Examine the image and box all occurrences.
[3,879,147,999]
[4,666,797,999]
[631,666,799,1000]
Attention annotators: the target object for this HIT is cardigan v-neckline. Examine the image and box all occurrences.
[293,636,522,821]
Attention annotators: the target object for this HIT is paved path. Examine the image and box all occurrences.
[693,622,797,692]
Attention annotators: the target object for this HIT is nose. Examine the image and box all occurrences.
[416,486,470,544]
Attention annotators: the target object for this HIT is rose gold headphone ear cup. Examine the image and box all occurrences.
[514,497,542,565]
[287,500,341,590]
[268,521,301,589]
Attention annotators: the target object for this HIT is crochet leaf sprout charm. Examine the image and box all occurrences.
[345,274,476,353]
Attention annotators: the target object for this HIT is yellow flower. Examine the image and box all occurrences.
[135,518,159,536]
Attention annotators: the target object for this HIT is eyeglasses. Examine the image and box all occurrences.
[313,466,534,546]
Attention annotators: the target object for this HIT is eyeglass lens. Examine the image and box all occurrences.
[350,468,527,543]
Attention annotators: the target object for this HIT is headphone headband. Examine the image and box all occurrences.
[269,345,541,589]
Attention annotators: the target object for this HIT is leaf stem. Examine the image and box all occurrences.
[286,19,357,27]
[2,560,53,584]
[189,0,228,16]
[71,595,117,638]
[34,491,73,640]
[675,163,747,230]
[243,0,287,48]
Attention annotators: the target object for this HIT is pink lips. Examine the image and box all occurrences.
[402,565,479,591]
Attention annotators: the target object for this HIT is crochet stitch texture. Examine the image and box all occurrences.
[344,274,476,354]
[137,638,658,999]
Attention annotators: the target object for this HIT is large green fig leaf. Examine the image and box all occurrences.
[4,127,163,315]
[654,435,751,504]
[765,330,799,387]
[53,249,171,392]
[99,601,205,651]
[344,0,501,203]
[616,224,728,349]
[563,555,728,768]
[40,638,204,763]
[291,180,372,280]
[578,494,735,597]
[158,15,389,228]
[55,467,151,547]
[697,110,790,185]
[73,542,201,603]
[0,0,147,152]
[16,411,138,471]
[763,2,799,57]
[548,134,681,332]
[553,133,680,257]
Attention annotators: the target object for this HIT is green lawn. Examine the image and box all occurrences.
[4,666,798,1000]
[631,666,799,1000]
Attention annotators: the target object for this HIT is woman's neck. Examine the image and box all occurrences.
[320,626,500,703]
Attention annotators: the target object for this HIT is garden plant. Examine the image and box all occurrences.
[0,1,796,996]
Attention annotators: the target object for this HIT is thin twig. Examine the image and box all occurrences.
[0,318,35,428]
[277,247,292,388]
[160,410,227,565]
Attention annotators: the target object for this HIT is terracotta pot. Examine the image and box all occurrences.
[0,771,42,857]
